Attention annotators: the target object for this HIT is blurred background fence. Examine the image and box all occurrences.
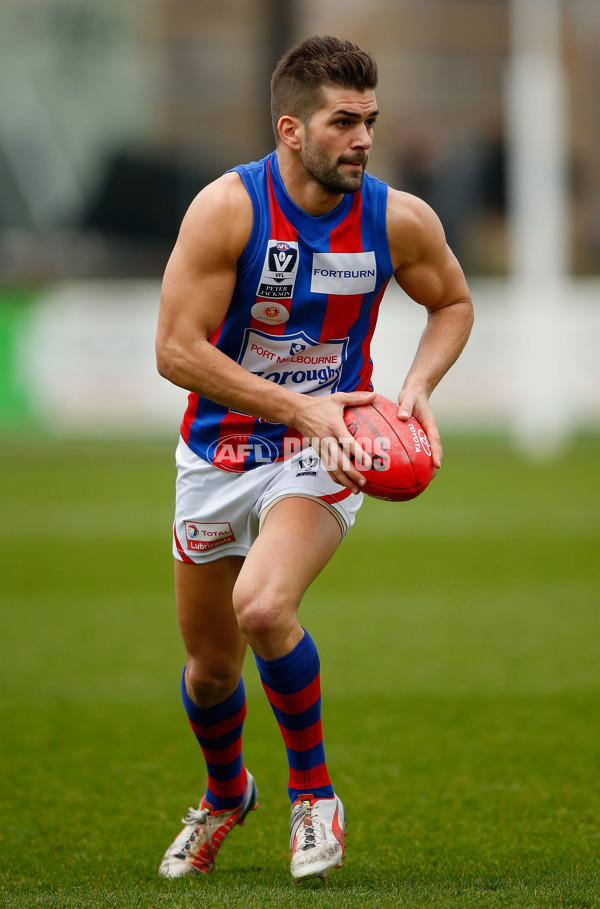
[1,0,599,450]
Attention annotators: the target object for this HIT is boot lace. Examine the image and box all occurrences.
[290,800,320,852]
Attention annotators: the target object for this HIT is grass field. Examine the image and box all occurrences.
[1,433,599,908]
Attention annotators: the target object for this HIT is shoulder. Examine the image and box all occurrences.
[177,171,254,263]
[385,187,447,270]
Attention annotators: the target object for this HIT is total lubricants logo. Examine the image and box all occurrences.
[184,521,236,552]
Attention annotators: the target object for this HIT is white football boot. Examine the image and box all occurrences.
[289,793,346,881]
[159,771,258,877]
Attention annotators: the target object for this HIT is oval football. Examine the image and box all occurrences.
[343,394,434,501]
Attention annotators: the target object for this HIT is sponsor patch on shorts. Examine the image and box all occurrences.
[295,455,320,477]
[184,521,235,552]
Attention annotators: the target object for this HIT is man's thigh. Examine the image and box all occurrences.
[237,494,344,617]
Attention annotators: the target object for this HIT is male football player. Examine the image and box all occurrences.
[156,34,473,882]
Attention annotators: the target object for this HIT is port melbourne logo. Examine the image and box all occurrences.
[238,329,348,396]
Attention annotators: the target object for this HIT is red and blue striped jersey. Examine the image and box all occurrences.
[181,150,394,470]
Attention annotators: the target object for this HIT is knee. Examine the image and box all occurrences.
[185,657,242,709]
[232,581,293,646]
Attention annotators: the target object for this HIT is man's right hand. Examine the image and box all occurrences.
[291,390,377,494]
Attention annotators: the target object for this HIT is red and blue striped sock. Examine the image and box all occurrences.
[180,668,247,811]
[254,630,335,803]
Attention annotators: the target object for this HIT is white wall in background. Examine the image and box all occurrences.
[17,279,600,443]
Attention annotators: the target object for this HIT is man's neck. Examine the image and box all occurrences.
[275,148,345,217]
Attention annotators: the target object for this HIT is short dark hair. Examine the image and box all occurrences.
[270,36,378,141]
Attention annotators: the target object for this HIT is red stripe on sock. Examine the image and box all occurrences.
[189,702,247,740]
[288,763,332,794]
[202,738,243,767]
[205,768,247,805]
[261,673,321,715]
[279,719,324,753]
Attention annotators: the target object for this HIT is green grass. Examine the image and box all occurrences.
[1,434,599,908]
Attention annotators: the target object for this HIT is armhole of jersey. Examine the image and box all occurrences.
[228,166,262,274]
[377,181,394,279]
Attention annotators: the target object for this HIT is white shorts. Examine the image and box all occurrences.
[173,436,363,564]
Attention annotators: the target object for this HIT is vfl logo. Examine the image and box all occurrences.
[257,240,299,300]
[296,454,319,477]
[270,242,297,278]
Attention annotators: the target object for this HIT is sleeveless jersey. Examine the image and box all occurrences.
[180,150,394,471]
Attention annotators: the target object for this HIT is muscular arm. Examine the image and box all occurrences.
[157,173,293,422]
[156,172,374,491]
[387,190,474,467]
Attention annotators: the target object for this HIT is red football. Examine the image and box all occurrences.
[343,394,435,501]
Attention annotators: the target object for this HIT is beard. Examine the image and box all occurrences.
[301,134,367,195]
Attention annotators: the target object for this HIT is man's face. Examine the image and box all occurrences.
[300,85,379,195]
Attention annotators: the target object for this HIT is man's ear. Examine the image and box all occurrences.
[277,116,303,151]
